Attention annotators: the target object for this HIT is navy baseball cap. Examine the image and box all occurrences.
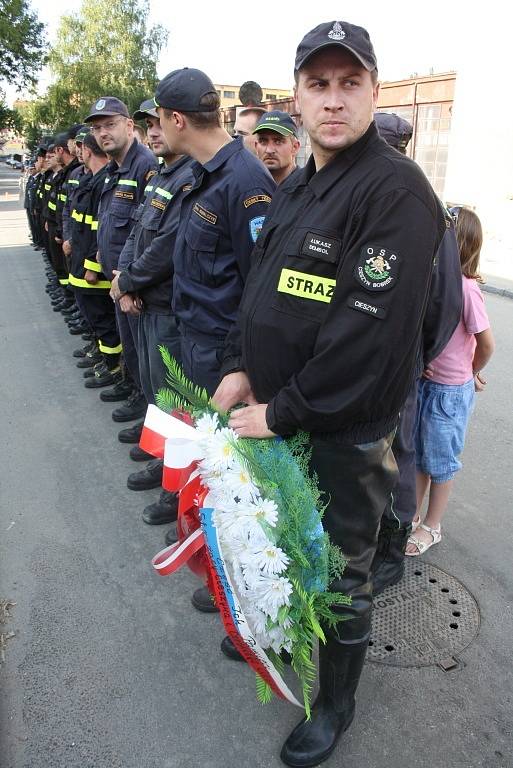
[154,68,218,112]
[253,110,298,138]
[133,98,158,120]
[67,123,85,140]
[295,21,378,72]
[374,112,413,149]
[84,97,130,122]
[75,126,90,144]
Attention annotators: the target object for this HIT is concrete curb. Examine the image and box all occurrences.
[481,283,513,300]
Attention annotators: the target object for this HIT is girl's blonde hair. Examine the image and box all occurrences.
[452,206,483,281]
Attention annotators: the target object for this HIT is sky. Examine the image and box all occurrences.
[6,0,491,104]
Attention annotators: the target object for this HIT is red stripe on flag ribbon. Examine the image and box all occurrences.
[152,528,205,576]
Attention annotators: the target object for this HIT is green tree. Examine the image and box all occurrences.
[0,0,47,89]
[39,0,168,130]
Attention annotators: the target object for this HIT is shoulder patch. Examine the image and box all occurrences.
[145,169,158,182]
[244,194,272,208]
[354,245,400,292]
[193,202,217,225]
[249,215,265,243]
[182,183,193,192]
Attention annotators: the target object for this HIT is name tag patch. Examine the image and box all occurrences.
[354,245,399,291]
[114,189,134,201]
[193,203,217,225]
[150,198,166,211]
[277,268,336,304]
[347,296,386,319]
[301,232,340,263]
[244,194,272,208]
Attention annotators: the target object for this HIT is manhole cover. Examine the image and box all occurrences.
[368,560,480,667]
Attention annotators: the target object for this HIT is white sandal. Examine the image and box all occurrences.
[411,514,421,533]
[405,523,441,557]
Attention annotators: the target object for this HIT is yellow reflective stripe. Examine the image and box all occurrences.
[98,340,122,354]
[72,209,84,222]
[117,179,138,187]
[59,193,67,201]
[144,185,154,193]
[48,201,57,210]
[58,278,69,285]
[155,186,173,200]
[91,220,98,231]
[68,179,80,185]
[68,274,111,289]
[44,184,51,190]
[85,214,93,224]
[277,268,336,304]
[84,259,102,272]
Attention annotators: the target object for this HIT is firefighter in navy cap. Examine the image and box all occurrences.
[213,21,449,766]
[109,97,194,526]
[84,97,158,404]
[155,67,275,611]
[370,111,462,595]
[252,110,301,184]
[62,125,89,273]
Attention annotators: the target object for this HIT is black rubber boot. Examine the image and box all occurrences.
[280,631,368,768]
[191,586,219,613]
[129,445,154,462]
[370,519,412,596]
[111,390,147,423]
[127,458,163,491]
[118,420,144,444]
[142,490,178,525]
[100,380,134,403]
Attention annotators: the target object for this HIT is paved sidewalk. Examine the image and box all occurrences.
[1,207,512,768]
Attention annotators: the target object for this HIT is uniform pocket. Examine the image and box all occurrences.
[271,227,341,322]
[184,220,219,283]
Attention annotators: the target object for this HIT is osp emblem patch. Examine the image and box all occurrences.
[354,245,400,291]
[95,99,106,110]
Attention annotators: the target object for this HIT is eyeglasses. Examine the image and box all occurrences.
[90,117,126,134]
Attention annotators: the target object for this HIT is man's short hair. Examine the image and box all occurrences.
[82,133,107,157]
[184,92,222,130]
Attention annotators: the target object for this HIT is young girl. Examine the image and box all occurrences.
[406,206,495,556]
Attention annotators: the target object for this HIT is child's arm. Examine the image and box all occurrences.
[472,328,495,390]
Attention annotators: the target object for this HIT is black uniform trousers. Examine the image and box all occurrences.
[179,325,225,397]
[381,378,419,527]
[310,432,398,643]
[137,312,181,405]
[76,292,120,355]
[115,304,141,389]
[47,222,67,282]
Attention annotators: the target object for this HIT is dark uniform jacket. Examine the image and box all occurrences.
[24,174,37,210]
[62,164,85,243]
[97,139,157,278]
[33,172,47,213]
[117,155,194,314]
[56,158,81,240]
[42,172,59,224]
[69,165,111,293]
[227,123,448,442]
[172,136,275,338]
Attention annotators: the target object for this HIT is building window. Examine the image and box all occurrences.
[414,103,451,199]
[266,94,277,101]
[223,90,236,99]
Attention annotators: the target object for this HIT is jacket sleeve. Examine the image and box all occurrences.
[421,224,463,366]
[228,181,275,280]
[266,188,443,435]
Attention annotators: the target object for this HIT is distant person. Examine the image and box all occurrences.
[252,110,301,184]
[373,111,413,154]
[233,105,266,154]
[407,207,495,556]
[133,123,148,145]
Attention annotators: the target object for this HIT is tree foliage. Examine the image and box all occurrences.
[35,0,168,131]
[0,0,47,89]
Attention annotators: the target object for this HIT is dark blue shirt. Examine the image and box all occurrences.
[172,136,276,338]
[117,155,195,313]
[97,138,158,278]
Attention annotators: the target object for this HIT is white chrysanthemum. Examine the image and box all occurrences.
[245,607,268,637]
[249,544,289,576]
[200,428,238,473]
[251,575,293,620]
[242,497,279,528]
[223,464,260,503]
[195,412,220,436]
[267,624,291,654]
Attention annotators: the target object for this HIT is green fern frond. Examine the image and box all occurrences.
[159,347,210,410]
[255,674,273,704]
[155,387,187,414]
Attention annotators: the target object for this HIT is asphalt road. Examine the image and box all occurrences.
[0,189,512,768]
